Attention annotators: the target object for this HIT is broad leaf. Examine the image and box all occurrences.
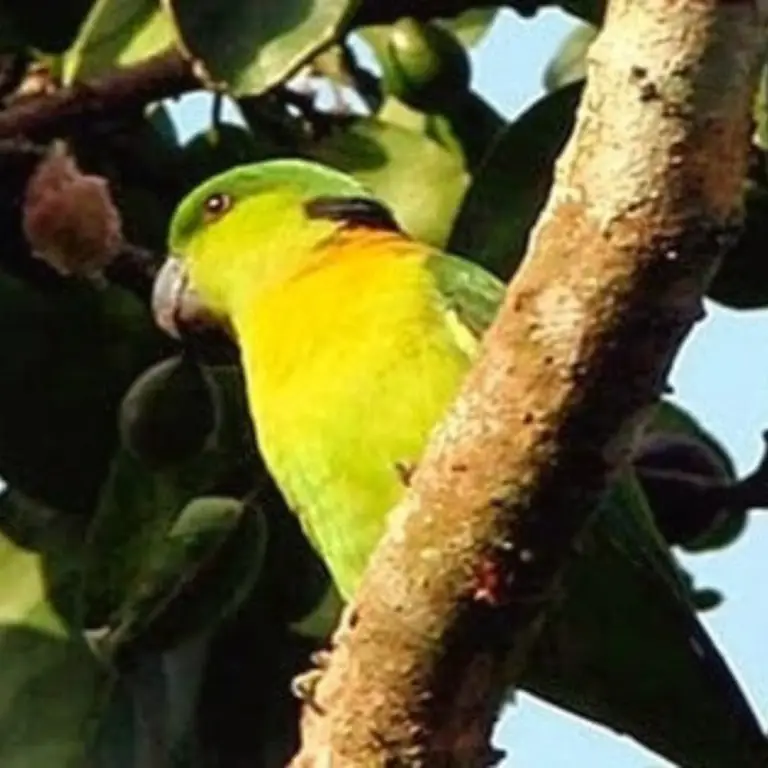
[62,0,175,84]
[0,491,111,768]
[310,116,468,246]
[0,271,166,517]
[448,82,582,277]
[170,0,357,95]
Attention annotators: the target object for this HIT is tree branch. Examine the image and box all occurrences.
[0,51,197,141]
[290,1,766,765]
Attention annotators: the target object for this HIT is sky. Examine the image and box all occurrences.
[171,8,768,765]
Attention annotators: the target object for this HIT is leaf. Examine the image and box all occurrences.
[179,123,284,190]
[310,117,468,246]
[169,0,357,95]
[557,0,604,24]
[437,8,498,48]
[543,22,597,92]
[99,495,268,658]
[62,0,175,84]
[0,271,167,518]
[707,174,768,309]
[0,492,112,768]
[80,363,259,628]
[448,82,582,277]
[0,0,94,53]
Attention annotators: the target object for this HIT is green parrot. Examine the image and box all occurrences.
[152,159,767,767]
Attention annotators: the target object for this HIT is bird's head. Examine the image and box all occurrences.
[152,159,401,338]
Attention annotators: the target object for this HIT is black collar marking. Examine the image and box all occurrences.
[304,196,402,232]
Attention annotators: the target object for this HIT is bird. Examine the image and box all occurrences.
[152,159,767,767]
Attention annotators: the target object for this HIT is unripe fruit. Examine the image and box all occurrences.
[379,19,471,113]
[119,355,216,470]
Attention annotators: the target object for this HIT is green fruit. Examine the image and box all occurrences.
[634,433,747,552]
[119,355,216,470]
[379,18,471,113]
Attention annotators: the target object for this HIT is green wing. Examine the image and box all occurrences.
[427,250,506,340]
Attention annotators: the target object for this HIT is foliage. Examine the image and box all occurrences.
[0,1,764,766]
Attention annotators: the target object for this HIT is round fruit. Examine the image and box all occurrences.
[379,18,471,113]
[119,355,216,470]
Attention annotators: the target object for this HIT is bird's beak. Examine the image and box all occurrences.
[152,256,221,339]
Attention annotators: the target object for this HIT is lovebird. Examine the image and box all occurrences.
[152,160,767,767]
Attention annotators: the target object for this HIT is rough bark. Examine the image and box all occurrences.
[290,1,766,766]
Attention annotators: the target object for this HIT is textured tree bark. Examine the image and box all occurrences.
[290,1,767,766]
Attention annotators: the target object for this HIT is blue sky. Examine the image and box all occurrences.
[172,8,768,765]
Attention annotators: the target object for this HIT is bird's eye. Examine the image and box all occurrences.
[202,192,233,221]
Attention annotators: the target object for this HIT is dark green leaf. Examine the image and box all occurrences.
[170,0,357,95]
[448,82,582,277]
[99,496,267,658]
[81,364,258,627]
[180,123,283,190]
[0,272,166,517]
[707,175,768,309]
[0,0,94,53]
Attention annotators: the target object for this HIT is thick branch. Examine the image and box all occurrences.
[0,51,196,141]
[291,1,765,766]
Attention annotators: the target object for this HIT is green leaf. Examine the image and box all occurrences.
[543,22,597,92]
[707,174,768,309]
[170,0,357,95]
[0,494,111,768]
[81,364,258,627]
[437,8,498,48]
[0,271,166,518]
[180,123,284,190]
[62,0,175,84]
[0,0,94,53]
[448,82,582,277]
[98,496,267,658]
[557,0,604,24]
[310,117,468,246]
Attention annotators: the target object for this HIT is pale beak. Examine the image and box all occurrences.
[151,256,222,339]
